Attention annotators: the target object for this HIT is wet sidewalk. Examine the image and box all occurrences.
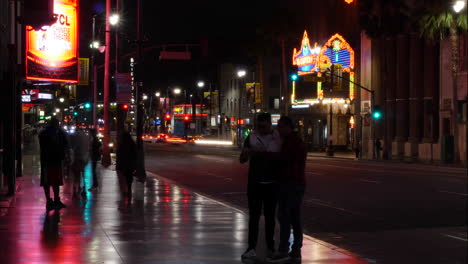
[0,152,367,264]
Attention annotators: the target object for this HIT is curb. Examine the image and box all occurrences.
[145,170,370,263]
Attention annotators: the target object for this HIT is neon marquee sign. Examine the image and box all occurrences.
[292,31,355,101]
[25,0,78,83]
[292,31,321,75]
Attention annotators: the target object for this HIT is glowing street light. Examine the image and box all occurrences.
[197,81,205,88]
[173,88,181,95]
[453,0,466,13]
[109,14,120,26]
[155,92,160,97]
[142,94,148,100]
[237,70,246,78]
[59,97,65,103]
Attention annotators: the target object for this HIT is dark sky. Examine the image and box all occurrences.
[78,0,359,98]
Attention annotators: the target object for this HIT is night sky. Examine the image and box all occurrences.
[77,0,358,99]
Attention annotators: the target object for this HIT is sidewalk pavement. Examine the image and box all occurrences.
[307,151,356,160]
[0,152,368,264]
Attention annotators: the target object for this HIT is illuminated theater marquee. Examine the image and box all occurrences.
[292,31,320,75]
[26,0,78,83]
[292,31,355,102]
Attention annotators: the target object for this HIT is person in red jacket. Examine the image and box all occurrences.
[268,116,307,263]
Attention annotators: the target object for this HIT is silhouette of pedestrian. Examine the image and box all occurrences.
[88,129,102,191]
[116,131,137,200]
[268,116,307,263]
[239,113,282,262]
[375,139,382,160]
[39,118,69,210]
[69,128,88,197]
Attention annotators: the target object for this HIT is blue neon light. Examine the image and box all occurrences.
[324,49,351,68]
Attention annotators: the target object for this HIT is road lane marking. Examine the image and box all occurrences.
[443,234,468,242]
[358,179,380,184]
[437,190,468,196]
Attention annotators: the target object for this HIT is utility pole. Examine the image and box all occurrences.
[101,0,112,167]
[134,0,146,180]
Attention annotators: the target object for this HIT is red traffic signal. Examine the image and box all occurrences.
[184,115,190,121]
[165,114,171,120]
[122,104,129,110]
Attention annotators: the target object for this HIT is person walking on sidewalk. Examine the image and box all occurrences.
[239,113,282,262]
[268,116,307,264]
[39,118,69,210]
[88,129,102,191]
[116,131,137,200]
[69,128,88,197]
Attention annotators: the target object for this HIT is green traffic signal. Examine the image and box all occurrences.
[372,106,382,119]
[84,102,91,109]
[73,111,78,116]
[291,74,298,81]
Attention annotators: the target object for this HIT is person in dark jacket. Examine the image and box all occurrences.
[116,131,137,200]
[88,129,102,190]
[268,116,307,263]
[240,113,282,262]
[39,118,69,210]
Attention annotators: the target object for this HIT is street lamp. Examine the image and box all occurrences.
[143,94,148,100]
[109,14,120,26]
[453,0,466,12]
[197,81,205,88]
[59,97,65,103]
[237,70,246,78]
[173,88,181,95]
[90,41,100,49]
[155,92,160,97]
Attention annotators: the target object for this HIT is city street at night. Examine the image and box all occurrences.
[1,0,467,263]
[144,142,467,264]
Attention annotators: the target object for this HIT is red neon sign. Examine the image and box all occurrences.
[25,0,78,83]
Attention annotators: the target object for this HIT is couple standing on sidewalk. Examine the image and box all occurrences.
[38,118,101,210]
[240,113,307,264]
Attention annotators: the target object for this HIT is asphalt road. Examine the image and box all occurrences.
[144,142,467,264]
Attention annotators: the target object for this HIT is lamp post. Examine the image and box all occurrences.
[237,69,247,147]
[451,0,466,163]
[197,81,213,133]
[101,0,121,167]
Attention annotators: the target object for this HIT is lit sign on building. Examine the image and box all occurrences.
[38,93,54,100]
[292,32,355,103]
[292,31,320,76]
[25,0,78,83]
[22,95,31,102]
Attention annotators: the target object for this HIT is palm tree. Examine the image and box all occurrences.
[418,0,467,162]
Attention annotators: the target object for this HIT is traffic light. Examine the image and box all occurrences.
[291,74,298,81]
[165,114,171,120]
[73,111,78,116]
[122,104,129,110]
[372,106,382,120]
[84,102,91,109]
[184,115,190,122]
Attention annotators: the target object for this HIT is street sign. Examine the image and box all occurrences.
[245,83,262,104]
[78,58,89,85]
[115,73,132,104]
